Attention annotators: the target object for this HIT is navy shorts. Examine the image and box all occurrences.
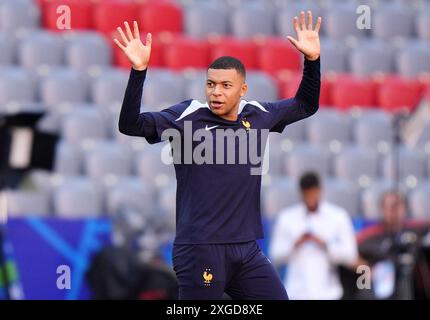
[172,240,289,300]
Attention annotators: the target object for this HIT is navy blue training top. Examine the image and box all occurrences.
[119,57,321,244]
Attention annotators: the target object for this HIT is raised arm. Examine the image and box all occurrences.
[114,21,156,137]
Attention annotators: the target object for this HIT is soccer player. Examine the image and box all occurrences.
[114,11,322,300]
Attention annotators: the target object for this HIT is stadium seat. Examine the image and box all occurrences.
[93,0,139,35]
[54,140,83,175]
[142,68,186,111]
[382,146,427,186]
[106,176,156,216]
[208,36,258,70]
[17,31,64,69]
[331,74,378,110]
[276,1,322,38]
[244,71,278,102]
[284,143,330,179]
[6,190,50,217]
[319,37,349,74]
[324,178,361,218]
[396,40,430,77]
[256,37,301,74]
[372,4,414,40]
[0,31,16,65]
[139,0,183,34]
[91,68,129,108]
[40,0,94,31]
[0,67,37,105]
[0,0,39,31]
[333,145,379,186]
[62,106,109,144]
[184,70,207,103]
[184,1,229,38]
[261,177,300,219]
[324,3,367,39]
[306,109,351,149]
[53,176,104,218]
[230,4,275,39]
[164,35,210,70]
[40,68,89,108]
[416,6,430,41]
[349,40,395,76]
[409,182,430,220]
[83,141,132,181]
[353,109,394,152]
[377,75,424,113]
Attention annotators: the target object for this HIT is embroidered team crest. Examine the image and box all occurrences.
[203,269,213,286]
[241,119,251,131]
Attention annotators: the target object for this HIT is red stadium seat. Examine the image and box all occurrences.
[138,0,183,34]
[164,35,210,70]
[112,31,167,69]
[331,74,378,110]
[208,36,258,70]
[256,37,301,74]
[93,0,139,35]
[377,75,425,113]
[39,0,94,31]
[277,70,333,106]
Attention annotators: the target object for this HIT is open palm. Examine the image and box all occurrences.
[113,21,152,71]
[287,11,321,61]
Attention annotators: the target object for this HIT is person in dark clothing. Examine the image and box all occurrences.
[113,11,322,299]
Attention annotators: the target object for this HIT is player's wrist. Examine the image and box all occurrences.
[305,53,320,61]
[132,64,148,71]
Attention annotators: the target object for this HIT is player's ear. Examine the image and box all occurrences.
[240,83,248,97]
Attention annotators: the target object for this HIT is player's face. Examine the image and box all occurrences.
[206,68,248,121]
[302,187,321,212]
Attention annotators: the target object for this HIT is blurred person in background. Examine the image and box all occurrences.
[356,191,430,300]
[269,172,358,300]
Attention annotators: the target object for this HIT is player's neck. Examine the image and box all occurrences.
[218,102,240,122]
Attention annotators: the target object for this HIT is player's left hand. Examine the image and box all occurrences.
[287,10,321,61]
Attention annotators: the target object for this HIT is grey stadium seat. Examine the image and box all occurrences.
[5,190,50,217]
[40,68,89,108]
[306,109,351,150]
[261,177,300,219]
[284,143,330,179]
[409,182,430,220]
[349,40,395,76]
[53,176,104,218]
[17,31,64,69]
[83,141,133,181]
[319,37,349,73]
[324,3,367,39]
[142,68,186,111]
[372,4,415,41]
[106,176,156,216]
[91,68,129,108]
[333,145,379,187]
[64,32,112,70]
[382,146,427,186]
[184,2,229,38]
[62,107,109,144]
[0,31,16,65]
[0,0,39,31]
[353,110,394,152]
[416,6,430,41]
[230,4,275,39]
[244,71,278,102]
[396,40,430,77]
[324,178,361,218]
[184,70,207,103]
[276,1,322,37]
[54,140,83,175]
[0,67,36,105]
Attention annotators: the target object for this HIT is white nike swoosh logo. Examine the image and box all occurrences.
[205,125,219,131]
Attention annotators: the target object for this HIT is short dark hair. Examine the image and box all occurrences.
[299,172,321,191]
[208,56,246,78]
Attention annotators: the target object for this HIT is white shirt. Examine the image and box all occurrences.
[269,201,358,300]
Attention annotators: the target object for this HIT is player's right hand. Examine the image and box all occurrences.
[113,21,151,71]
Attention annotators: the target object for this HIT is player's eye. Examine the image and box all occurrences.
[207,82,214,88]
[224,84,232,88]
